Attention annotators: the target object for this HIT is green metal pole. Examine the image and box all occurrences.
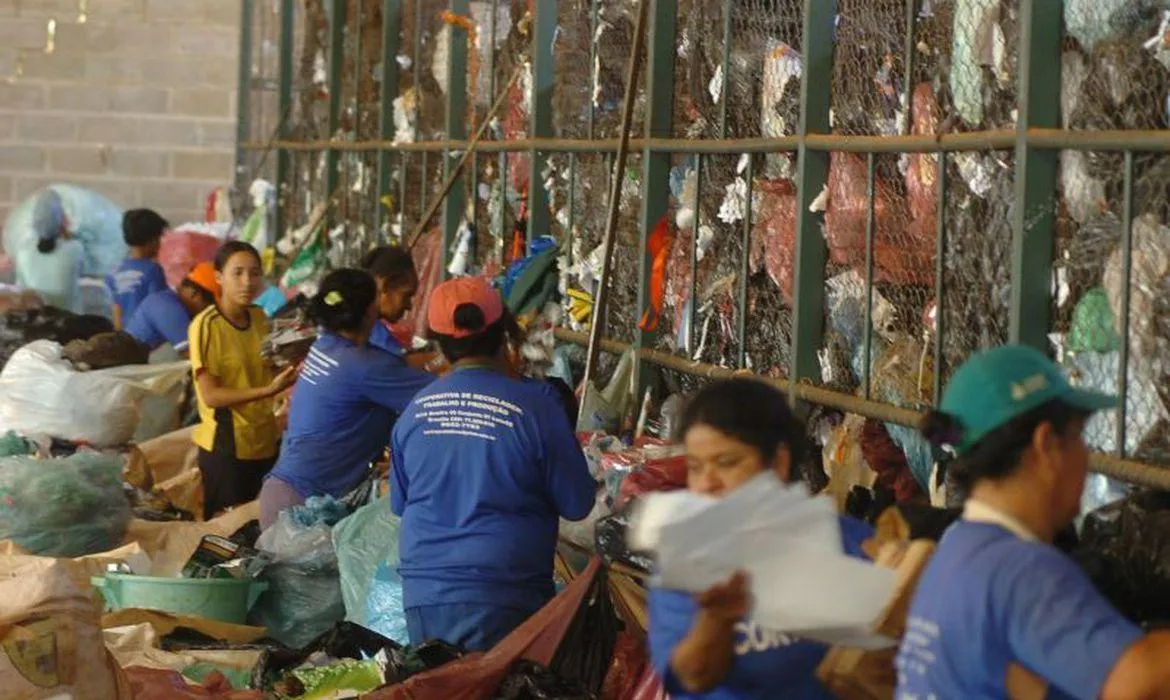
[933,153,947,406]
[737,154,753,368]
[1116,150,1134,457]
[1009,0,1061,350]
[442,0,470,276]
[635,0,677,363]
[789,0,836,394]
[528,0,556,245]
[861,152,876,400]
[274,0,295,242]
[234,0,254,199]
[325,0,347,212]
[378,0,404,234]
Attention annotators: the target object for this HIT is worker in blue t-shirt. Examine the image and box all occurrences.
[390,276,596,652]
[124,262,219,353]
[258,268,434,530]
[896,345,1170,700]
[362,245,418,357]
[106,208,169,328]
[648,378,873,700]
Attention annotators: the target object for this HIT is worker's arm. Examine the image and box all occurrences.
[194,366,296,410]
[665,573,749,693]
[539,387,596,521]
[111,304,123,331]
[1101,633,1170,700]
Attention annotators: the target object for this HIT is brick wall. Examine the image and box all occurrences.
[0,0,240,226]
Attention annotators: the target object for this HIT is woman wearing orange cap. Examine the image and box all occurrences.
[124,261,220,354]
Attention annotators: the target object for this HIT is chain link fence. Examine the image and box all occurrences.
[249,0,1170,474]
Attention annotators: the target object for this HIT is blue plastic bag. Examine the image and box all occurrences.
[332,498,401,628]
[365,562,408,645]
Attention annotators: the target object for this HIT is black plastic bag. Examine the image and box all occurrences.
[492,660,595,700]
[548,565,619,695]
[386,640,465,683]
[0,307,112,369]
[594,510,652,574]
[1073,491,1170,628]
[251,621,403,689]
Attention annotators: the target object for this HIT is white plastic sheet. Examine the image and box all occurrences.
[630,473,897,649]
[0,340,189,447]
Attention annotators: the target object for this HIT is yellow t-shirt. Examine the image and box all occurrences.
[188,305,279,461]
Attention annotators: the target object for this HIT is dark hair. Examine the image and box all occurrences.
[214,241,262,271]
[677,378,808,476]
[122,209,169,247]
[921,399,1088,495]
[37,238,56,254]
[363,245,417,290]
[309,268,377,334]
[178,278,216,306]
[431,306,511,363]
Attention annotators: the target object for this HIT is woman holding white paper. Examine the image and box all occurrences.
[897,345,1170,700]
[648,378,874,699]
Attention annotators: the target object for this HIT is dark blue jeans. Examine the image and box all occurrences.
[405,601,545,652]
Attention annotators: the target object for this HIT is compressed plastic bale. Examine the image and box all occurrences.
[1068,288,1122,353]
[950,0,1001,127]
[1064,0,1141,52]
[332,498,399,627]
[906,84,940,245]
[750,179,798,301]
[0,453,131,557]
[1103,214,1170,378]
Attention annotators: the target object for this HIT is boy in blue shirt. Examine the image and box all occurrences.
[107,208,169,328]
[390,277,596,652]
[125,262,219,353]
[898,345,1170,700]
[362,244,418,357]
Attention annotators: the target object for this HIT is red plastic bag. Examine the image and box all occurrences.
[824,152,932,285]
[665,224,693,342]
[124,667,263,699]
[160,229,221,289]
[371,559,613,700]
[601,633,648,700]
[860,419,923,503]
[627,664,668,700]
[751,179,798,301]
[391,227,443,340]
[618,453,688,508]
[905,83,940,256]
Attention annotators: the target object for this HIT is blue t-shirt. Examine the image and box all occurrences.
[648,515,873,700]
[896,520,1142,700]
[269,332,434,498]
[390,367,596,611]
[106,258,168,320]
[124,289,192,350]
[369,320,407,358]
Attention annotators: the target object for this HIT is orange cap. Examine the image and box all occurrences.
[427,276,503,338]
[186,261,221,298]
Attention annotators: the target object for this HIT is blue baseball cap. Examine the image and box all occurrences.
[940,345,1115,454]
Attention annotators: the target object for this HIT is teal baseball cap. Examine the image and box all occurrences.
[939,345,1116,454]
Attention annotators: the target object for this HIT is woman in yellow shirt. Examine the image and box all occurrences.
[188,241,296,519]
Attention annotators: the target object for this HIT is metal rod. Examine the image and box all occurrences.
[274,0,295,242]
[588,0,600,139]
[933,152,946,405]
[902,0,917,135]
[567,154,577,263]
[377,0,403,232]
[405,67,524,249]
[737,154,752,368]
[1116,150,1134,458]
[324,0,347,212]
[689,154,702,354]
[862,152,876,400]
[234,0,255,196]
[582,0,652,393]
[554,327,1170,491]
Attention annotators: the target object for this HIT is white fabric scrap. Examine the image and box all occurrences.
[719,178,748,224]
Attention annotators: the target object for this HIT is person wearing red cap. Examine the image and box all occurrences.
[124,261,220,354]
[389,276,597,651]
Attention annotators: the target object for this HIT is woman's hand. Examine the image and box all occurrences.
[268,366,298,396]
[697,571,751,624]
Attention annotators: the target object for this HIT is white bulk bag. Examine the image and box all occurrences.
[0,340,189,447]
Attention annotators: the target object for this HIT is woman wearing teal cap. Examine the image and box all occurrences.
[896,344,1170,700]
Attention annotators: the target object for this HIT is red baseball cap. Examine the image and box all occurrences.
[427,276,504,338]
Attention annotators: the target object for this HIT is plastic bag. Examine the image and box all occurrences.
[617,453,688,509]
[0,340,189,447]
[578,350,637,434]
[160,229,223,290]
[1074,491,1170,627]
[750,178,798,300]
[62,331,150,370]
[3,184,126,277]
[0,306,113,369]
[595,510,652,574]
[367,562,409,645]
[251,621,400,690]
[333,498,400,627]
[0,453,131,557]
[493,660,593,699]
[250,506,346,649]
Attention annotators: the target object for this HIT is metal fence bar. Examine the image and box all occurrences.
[1116,150,1134,458]
[790,0,836,394]
[901,0,917,135]
[442,0,470,274]
[274,0,295,242]
[1009,0,1061,350]
[862,152,876,400]
[737,154,753,369]
[719,2,732,138]
[234,0,255,197]
[933,153,947,406]
[324,0,347,212]
[378,0,403,233]
[689,154,702,355]
[528,1,556,246]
